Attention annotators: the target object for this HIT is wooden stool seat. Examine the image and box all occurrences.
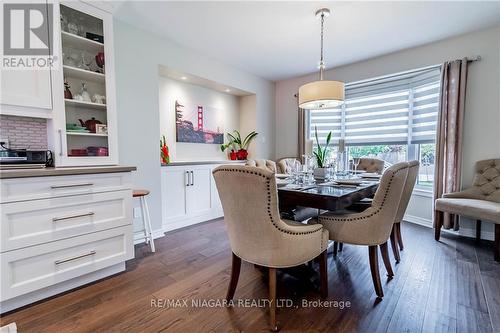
[133,189,155,252]
[133,189,150,197]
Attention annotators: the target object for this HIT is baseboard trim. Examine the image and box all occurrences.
[403,214,432,228]
[161,210,223,234]
[403,214,495,241]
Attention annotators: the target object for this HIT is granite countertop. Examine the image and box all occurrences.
[0,165,137,179]
[162,160,246,167]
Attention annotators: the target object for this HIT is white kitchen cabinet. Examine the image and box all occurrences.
[0,1,53,118]
[0,70,53,112]
[0,169,134,313]
[51,1,119,166]
[161,163,227,232]
[0,1,119,166]
[186,168,212,216]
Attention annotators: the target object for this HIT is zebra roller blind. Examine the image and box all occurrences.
[309,67,441,146]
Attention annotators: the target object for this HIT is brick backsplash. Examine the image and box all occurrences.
[0,115,48,150]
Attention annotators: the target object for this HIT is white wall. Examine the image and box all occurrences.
[114,19,275,235]
[158,77,240,161]
[275,26,500,239]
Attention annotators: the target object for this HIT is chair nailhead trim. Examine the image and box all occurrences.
[214,167,323,237]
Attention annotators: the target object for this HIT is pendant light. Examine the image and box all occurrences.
[299,8,345,110]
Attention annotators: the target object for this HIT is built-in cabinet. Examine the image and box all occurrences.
[161,163,231,232]
[52,1,118,166]
[0,170,135,313]
[1,1,118,166]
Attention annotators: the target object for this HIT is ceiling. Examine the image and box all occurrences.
[114,1,500,81]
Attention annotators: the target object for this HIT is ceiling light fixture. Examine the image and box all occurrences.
[180,76,187,80]
[225,88,231,92]
[298,8,345,110]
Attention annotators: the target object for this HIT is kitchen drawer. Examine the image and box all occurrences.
[0,225,133,301]
[0,172,132,203]
[1,190,132,252]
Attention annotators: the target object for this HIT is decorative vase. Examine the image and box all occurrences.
[229,151,237,160]
[237,149,248,160]
[314,167,327,180]
[64,81,73,99]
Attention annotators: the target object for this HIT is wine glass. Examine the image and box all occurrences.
[353,157,361,175]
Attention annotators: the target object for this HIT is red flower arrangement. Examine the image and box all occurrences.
[160,135,170,164]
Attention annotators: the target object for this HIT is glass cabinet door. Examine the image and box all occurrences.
[59,4,110,160]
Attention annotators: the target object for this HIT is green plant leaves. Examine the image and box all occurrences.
[314,126,332,168]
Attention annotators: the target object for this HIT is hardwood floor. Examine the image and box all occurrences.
[1,219,499,332]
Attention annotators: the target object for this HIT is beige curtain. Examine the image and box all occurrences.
[296,93,306,161]
[434,59,468,230]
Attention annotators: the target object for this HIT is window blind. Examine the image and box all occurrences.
[308,67,441,146]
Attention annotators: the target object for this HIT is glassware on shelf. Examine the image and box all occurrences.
[60,14,68,32]
[67,21,79,35]
[77,52,92,70]
[79,83,91,102]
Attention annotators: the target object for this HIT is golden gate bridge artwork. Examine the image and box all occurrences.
[175,100,224,144]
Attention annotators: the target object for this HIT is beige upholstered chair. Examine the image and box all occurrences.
[390,161,419,262]
[356,157,385,174]
[213,165,329,330]
[245,159,277,173]
[314,162,409,298]
[276,157,300,174]
[435,159,500,261]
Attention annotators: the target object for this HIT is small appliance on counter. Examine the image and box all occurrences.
[0,149,52,169]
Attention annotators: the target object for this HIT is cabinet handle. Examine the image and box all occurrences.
[186,171,190,187]
[51,183,94,189]
[58,129,64,156]
[55,250,96,265]
[52,212,95,222]
[191,171,194,186]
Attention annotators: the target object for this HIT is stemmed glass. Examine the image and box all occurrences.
[353,157,361,175]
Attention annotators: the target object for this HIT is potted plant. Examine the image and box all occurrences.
[313,126,332,179]
[220,130,258,160]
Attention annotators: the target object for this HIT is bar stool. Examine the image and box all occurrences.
[133,189,155,252]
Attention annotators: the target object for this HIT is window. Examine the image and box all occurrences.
[308,67,441,189]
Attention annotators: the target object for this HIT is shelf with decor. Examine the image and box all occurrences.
[66,132,108,137]
[61,31,104,53]
[63,65,105,83]
[52,1,117,167]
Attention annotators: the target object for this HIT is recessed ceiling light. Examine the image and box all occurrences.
[180,76,187,80]
[225,88,231,92]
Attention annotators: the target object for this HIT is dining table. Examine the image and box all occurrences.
[277,176,380,214]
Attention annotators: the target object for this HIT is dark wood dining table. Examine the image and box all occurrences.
[277,179,379,213]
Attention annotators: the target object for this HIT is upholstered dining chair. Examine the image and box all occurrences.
[245,159,277,173]
[355,157,386,174]
[276,157,300,174]
[213,165,329,331]
[390,160,419,263]
[314,162,409,298]
[435,159,500,261]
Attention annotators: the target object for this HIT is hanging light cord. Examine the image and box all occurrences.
[319,12,325,80]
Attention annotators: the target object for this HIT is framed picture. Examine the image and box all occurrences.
[175,100,224,144]
[95,124,108,135]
